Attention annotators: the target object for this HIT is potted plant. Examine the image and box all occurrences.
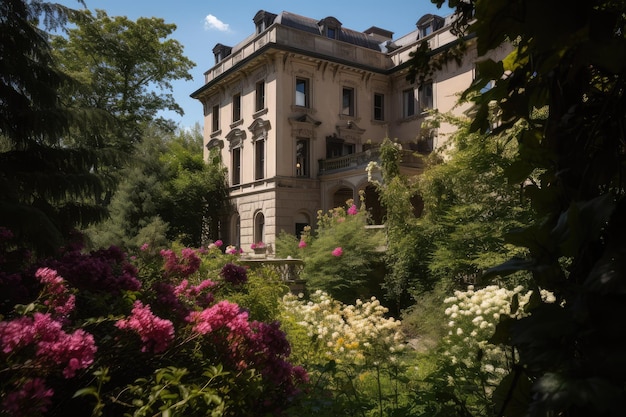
[250,241,267,254]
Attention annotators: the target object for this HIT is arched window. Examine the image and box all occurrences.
[254,211,265,244]
[232,213,241,248]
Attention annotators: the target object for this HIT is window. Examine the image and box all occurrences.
[255,139,265,180]
[418,82,433,112]
[342,87,354,116]
[232,147,241,185]
[295,138,309,177]
[232,93,241,122]
[212,105,220,132]
[327,27,336,39]
[256,21,265,34]
[295,78,309,107]
[420,25,432,38]
[255,81,265,112]
[374,93,384,121]
[254,212,265,244]
[403,89,416,118]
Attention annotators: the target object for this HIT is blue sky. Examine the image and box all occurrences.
[57,0,452,128]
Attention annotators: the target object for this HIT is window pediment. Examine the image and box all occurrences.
[206,138,224,151]
[289,114,321,139]
[336,121,365,144]
[225,128,246,149]
[248,118,271,142]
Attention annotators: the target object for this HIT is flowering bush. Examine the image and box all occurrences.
[282,290,405,365]
[0,231,306,417]
[411,284,556,416]
[250,241,266,250]
[225,245,240,255]
[290,198,385,303]
[281,291,411,416]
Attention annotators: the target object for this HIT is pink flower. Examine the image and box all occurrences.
[214,240,223,247]
[34,268,76,316]
[225,245,238,255]
[32,313,97,378]
[140,243,149,251]
[116,301,174,354]
[332,247,343,257]
[0,316,36,354]
[187,300,250,336]
[298,240,307,249]
[160,248,201,278]
[2,378,54,417]
[347,204,358,215]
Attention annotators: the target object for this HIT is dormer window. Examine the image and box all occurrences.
[416,14,444,38]
[212,43,232,64]
[318,16,342,40]
[253,10,277,35]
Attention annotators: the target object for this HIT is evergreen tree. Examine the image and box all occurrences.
[0,0,108,255]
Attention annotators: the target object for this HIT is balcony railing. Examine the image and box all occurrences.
[318,148,425,175]
[239,258,304,282]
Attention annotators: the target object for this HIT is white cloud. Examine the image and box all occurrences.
[204,14,230,32]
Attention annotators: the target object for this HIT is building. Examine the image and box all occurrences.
[191,9,508,253]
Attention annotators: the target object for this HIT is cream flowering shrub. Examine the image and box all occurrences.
[442,284,556,391]
[282,290,406,365]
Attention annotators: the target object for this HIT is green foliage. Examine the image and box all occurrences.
[299,201,386,304]
[375,118,532,310]
[222,267,289,323]
[87,125,228,250]
[418,0,626,414]
[51,8,195,150]
[0,0,109,255]
[417,115,533,284]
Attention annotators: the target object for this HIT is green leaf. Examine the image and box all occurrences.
[492,369,532,417]
[72,387,98,399]
[483,257,536,279]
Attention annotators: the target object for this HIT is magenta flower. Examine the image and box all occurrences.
[116,301,174,354]
[347,204,358,215]
[34,268,75,316]
[187,300,250,335]
[220,263,248,285]
[332,247,343,257]
[160,248,201,278]
[298,240,307,249]
[2,378,54,417]
[214,239,223,247]
[140,243,149,251]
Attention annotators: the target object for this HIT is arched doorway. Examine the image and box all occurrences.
[364,184,386,225]
[332,187,354,209]
[294,211,311,239]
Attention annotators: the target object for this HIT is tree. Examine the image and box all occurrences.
[415,0,626,415]
[51,9,195,151]
[87,125,228,250]
[0,0,109,255]
[158,125,229,246]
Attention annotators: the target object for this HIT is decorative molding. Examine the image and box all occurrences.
[336,121,365,144]
[225,128,246,149]
[206,138,224,151]
[289,114,321,140]
[248,118,271,142]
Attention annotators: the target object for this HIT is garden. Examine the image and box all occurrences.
[2,0,625,415]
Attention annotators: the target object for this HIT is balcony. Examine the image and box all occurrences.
[318,148,426,175]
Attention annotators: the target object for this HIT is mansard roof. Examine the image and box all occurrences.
[275,11,383,51]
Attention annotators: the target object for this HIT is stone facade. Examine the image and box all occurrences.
[191,10,509,253]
